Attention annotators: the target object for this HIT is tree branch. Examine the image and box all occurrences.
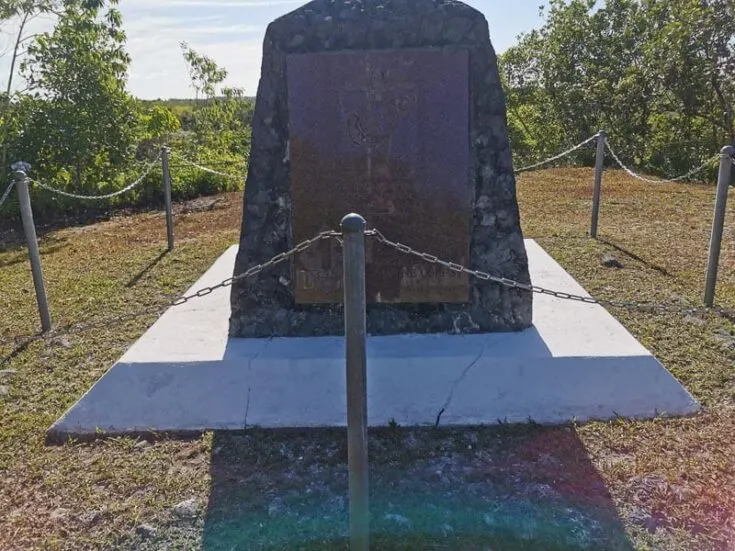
[5,10,30,99]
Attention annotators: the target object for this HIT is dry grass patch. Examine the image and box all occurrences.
[0,169,733,550]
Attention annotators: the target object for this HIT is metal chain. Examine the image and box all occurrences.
[29,153,162,200]
[0,181,15,209]
[5,225,733,349]
[170,152,243,180]
[0,230,340,349]
[370,229,735,318]
[170,230,340,303]
[514,134,598,174]
[605,140,721,184]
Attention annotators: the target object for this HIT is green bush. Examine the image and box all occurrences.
[0,148,245,224]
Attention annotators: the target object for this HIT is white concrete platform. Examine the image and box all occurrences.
[49,240,699,439]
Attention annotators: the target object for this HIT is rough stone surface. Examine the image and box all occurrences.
[172,498,199,519]
[78,511,101,526]
[384,513,413,528]
[136,524,158,539]
[601,254,623,269]
[230,0,532,337]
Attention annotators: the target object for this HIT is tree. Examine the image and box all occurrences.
[643,0,735,159]
[500,0,733,177]
[1,1,109,130]
[178,43,251,155]
[16,0,139,188]
[142,104,181,143]
[180,41,228,101]
[1,1,68,103]
[1,1,64,173]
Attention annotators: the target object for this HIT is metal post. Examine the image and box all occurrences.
[161,147,174,251]
[13,166,52,332]
[590,130,606,239]
[341,213,369,551]
[704,145,735,306]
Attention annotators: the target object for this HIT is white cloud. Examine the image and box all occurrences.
[127,35,264,99]
[0,14,56,94]
[122,8,267,98]
[0,1,287,99]
[1,0,545,100]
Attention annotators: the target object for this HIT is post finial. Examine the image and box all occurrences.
[341,213,366,234]
[11,161,31,174]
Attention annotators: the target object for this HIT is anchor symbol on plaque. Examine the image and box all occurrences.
[342,65,417,216]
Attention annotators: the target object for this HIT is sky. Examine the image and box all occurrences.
[0,0,545,100]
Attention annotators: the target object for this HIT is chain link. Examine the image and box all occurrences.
[29,153,162,200]
[515,134,598,174]
[0,230,340,349]
[170,152,243,180]
[0,181,15,209]
[4,225,733,349]
[370,229,735,318]
[605,140,721,184]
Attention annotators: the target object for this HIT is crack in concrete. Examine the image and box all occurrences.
[435,346,485,427]
[243,339,271,428]
[243,371,253,429]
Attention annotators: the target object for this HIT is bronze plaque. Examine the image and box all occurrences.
[287,49,471,304]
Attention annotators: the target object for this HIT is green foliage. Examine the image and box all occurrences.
[0,1,78,173]
[0,0,66,21]
[10,0,733,224]
[180,41,228,100]
[14,0,138,189]
[141,104,181,143]
[501,0,735,178]
[188,88,253,154]
[177,44,253,153]
[0,3,248,223]
[2,152,245,222]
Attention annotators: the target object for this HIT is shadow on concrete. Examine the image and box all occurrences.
[126,249,170,288]
[221,327,554,362]
[45,325,698,440]
[201,425,635,551]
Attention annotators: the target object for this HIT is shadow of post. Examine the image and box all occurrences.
[126,249,170,287]
[202,425,634,551]
[597,237,672,277]
[0,235,69,268]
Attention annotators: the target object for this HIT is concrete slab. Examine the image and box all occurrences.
[49,241,700,439]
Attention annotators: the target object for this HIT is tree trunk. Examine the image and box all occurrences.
[1,11,30,175]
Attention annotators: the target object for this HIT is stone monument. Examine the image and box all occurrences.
[230,0,532,337]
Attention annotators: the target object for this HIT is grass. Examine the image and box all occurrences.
[0,168,734,550]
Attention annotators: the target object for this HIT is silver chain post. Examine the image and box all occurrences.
[4,226,733,349]
[0,230,341,347]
